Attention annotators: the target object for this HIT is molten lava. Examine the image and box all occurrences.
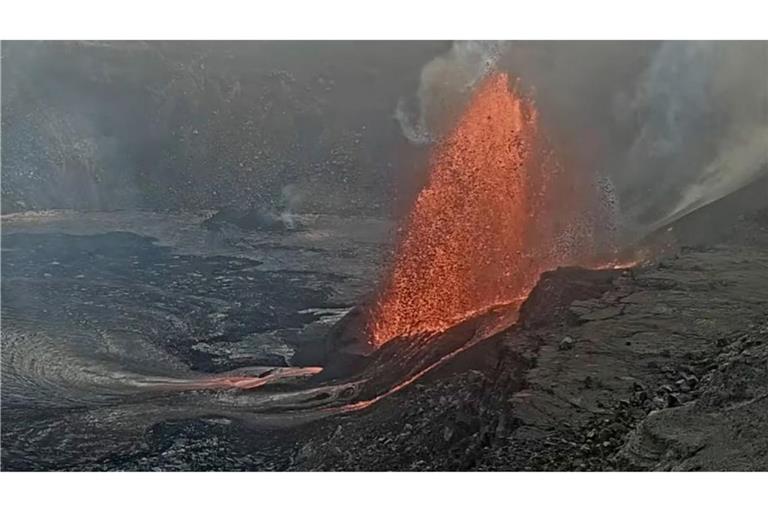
[369,72,612,345]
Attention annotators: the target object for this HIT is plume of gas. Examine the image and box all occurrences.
[620,41,768,232]
[395,41,508,145]
[395,41,768,242]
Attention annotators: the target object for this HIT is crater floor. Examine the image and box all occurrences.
[2,201,767,471]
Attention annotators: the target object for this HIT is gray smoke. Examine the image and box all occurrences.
[396,41,768,240]
[395,41,507,145]
[619,41,768,232]
[279,183,305,229]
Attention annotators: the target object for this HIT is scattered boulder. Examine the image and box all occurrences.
[558,336,576,351]
[312,305,375,379]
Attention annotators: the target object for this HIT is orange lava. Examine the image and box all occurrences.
[369,72,611,345]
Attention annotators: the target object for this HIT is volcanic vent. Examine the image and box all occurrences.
[368,72,615,345]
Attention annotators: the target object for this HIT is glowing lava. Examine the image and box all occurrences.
[369,72,612,345]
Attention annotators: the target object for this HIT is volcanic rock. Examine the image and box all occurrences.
[558,336,576,351]
[310,305,375,379]
[285,232,768,471]
[519,266,623,329]
[202,207,294,232]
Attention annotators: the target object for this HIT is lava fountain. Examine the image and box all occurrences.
[369,72,614,345]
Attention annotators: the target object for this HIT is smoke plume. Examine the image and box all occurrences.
[395,41,507,145]
[620,41,768,231]
[396,41,768,240]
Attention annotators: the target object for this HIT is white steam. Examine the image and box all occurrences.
[398,41,768,238]
[619,41,768,232]
[395,41,507,145]
[279,183,305,229]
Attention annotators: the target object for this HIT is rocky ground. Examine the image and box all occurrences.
[287,199,768,471]
[2,189,768,471]
[0,210,386,470]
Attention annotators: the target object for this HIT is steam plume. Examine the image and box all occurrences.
[396,41,768,239]
[395,41,507,144]
[619,41,768,232]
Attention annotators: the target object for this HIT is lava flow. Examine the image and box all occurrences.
[369,72,613,345]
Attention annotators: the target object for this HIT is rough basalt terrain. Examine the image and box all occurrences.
[2,187,767,471]
[287,199,768,471]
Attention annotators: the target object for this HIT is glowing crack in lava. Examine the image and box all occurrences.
[369,72,613,345]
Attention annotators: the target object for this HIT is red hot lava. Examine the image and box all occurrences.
[369,72,615,346]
